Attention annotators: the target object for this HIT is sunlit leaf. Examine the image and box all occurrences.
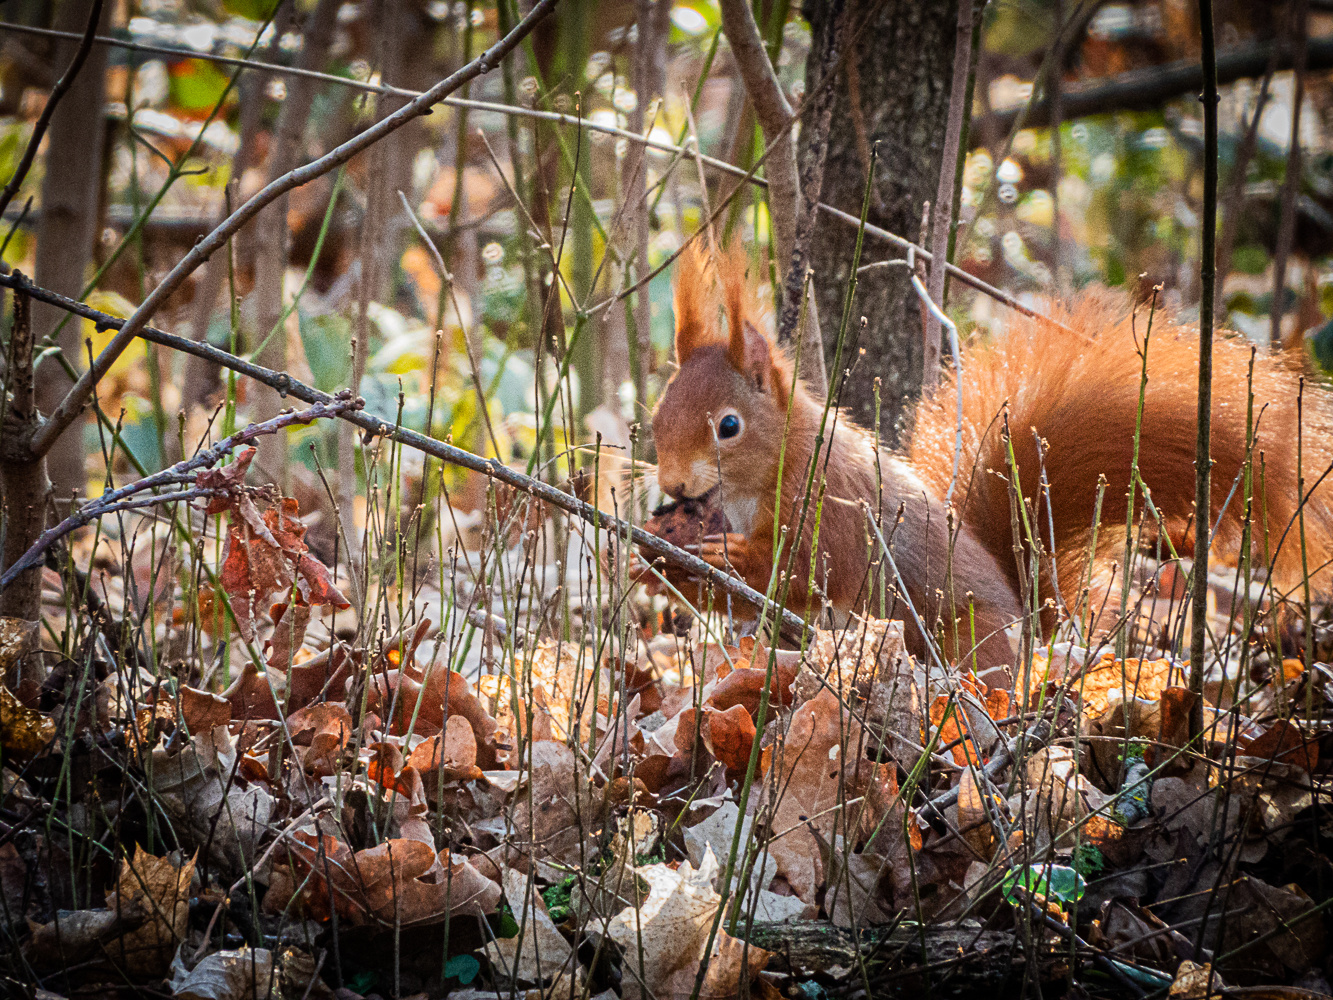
[1001,864,1086,909]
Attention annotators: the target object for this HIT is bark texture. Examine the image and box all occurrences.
[31,0,109,503]
[1,288,52,666]
[800,0,960,444]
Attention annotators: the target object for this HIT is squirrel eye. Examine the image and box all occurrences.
[717,414,742,440]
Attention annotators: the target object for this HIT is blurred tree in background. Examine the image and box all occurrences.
[0,0,1327,516]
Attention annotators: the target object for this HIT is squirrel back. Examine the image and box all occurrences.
[648,244,1333,670]
[910,291,1333,612]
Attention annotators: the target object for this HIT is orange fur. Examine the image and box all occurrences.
[651,249,1333,679]
[910,291,1333,607]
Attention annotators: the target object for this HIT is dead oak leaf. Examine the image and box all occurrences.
[212,484,348,641]
[757,688,896,904]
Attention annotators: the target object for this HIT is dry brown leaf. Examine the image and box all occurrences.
[24,903,147,970]
[700,930,771,1000]
[1013,746,1113,855]
[170,945,276,1000]
[0,685,54,755]
[179,685,232,734]
[284,834,500,926]
[956,765,997,859]
[208,463,349,641]
[408,715,484,787]
[509,740,604,869]
[485,868,577,990]
[756,689,897,904]
[149,725,275,875]
[701,703,756,774]
[107,847,195,978]
[682,803,811,923]
[606,852,721,1000]
[288,702,353,776]
[0,618,38,680]
[1242,719,1320,774]
[1072,656,1181,719]
[1170,960,1226,998]
[824,839,892,928]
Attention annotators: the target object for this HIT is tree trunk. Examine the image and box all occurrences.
[2,286,53,690]
[31,0,109,505]
[800,0,961,445]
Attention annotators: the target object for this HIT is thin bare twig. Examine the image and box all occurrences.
[1189,0,1220,741]
[772,0,843,395]
[27,0,560,462]
[0,0,105,220]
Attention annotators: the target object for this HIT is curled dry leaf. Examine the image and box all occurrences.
[149,725,275,875]
[485,868,577,990]
[179,685,232,734]
[606,850,721,1000]
[757,688,898,903]
[700,702,756,774]
[205,452,349,641]
[1242,719,1320,774]
[0,684,55,755]
[407,715,483,786]
[1072,655,1181,719]
[288,702,354,777]
[368,662,498,766]
[104,848,195,978]
[170,945,276,1000]
[0,617,38,686]
[508,740,604,870]
[824,837,893,928]
[956,765,998,859]
[699,930,771,1000]
[1013,746,1114,856]
[277,833,500,925]
[682,801,811,923]
[800,618,929,763]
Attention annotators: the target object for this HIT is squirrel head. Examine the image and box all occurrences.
[651,244,794,522]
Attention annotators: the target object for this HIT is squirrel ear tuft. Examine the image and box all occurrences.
[672,243,712,364]
[729,319,775,391]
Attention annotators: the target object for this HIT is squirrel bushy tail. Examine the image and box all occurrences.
[910,290,1333,612]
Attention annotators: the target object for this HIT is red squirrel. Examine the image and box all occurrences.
[643,245,1333,683]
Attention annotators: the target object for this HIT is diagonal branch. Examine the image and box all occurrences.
[0,0,105,220]
[0,394,363,590]
[0,271,814,640]
[25,0,560,462]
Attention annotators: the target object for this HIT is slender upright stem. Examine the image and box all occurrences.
[1189,0,1219,741]
[924,0,975,389]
